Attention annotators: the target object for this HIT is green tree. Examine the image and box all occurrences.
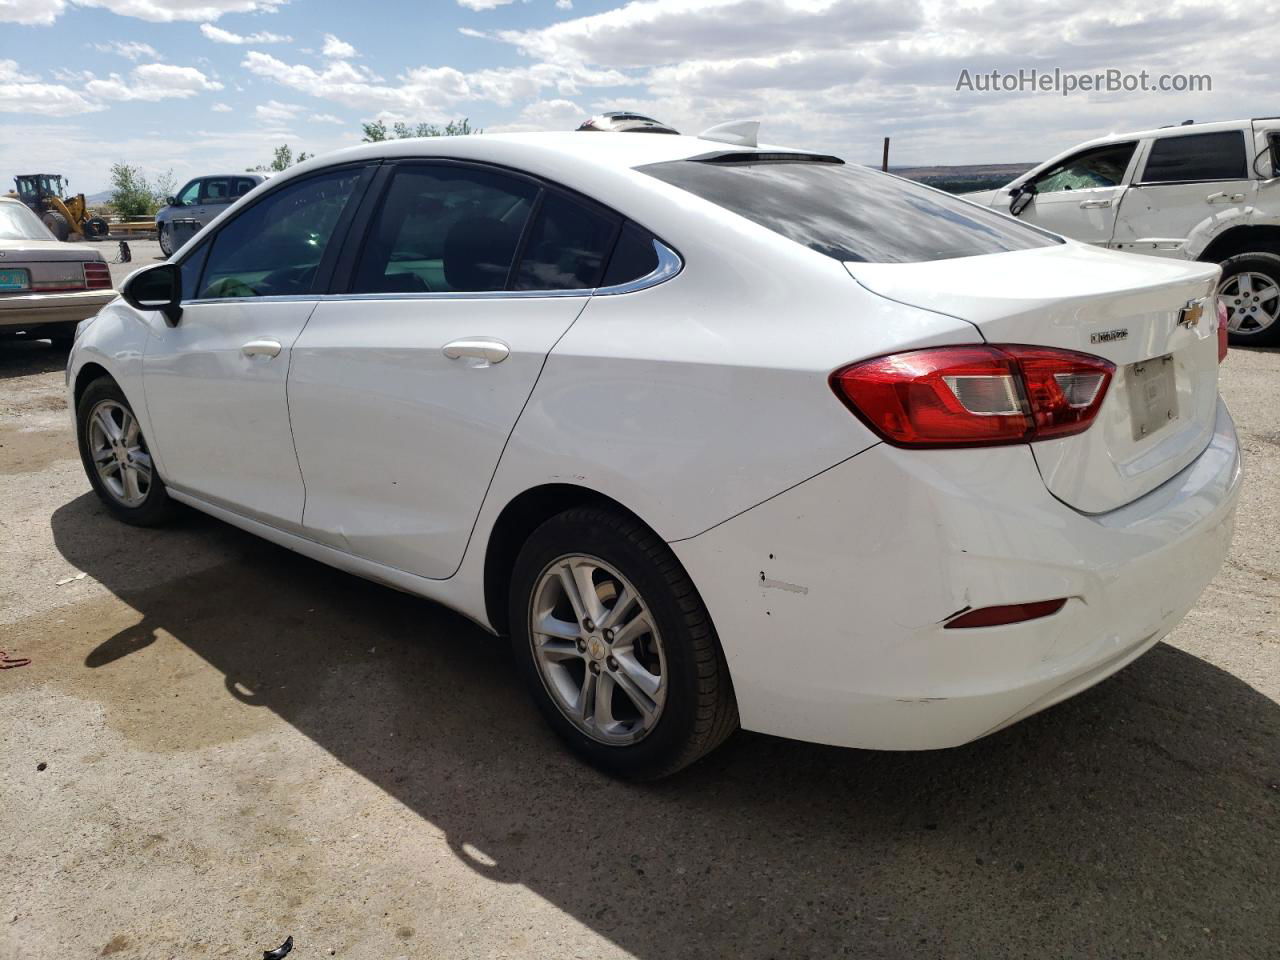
[247,144,312,173]
[361,118,478,142]
[109,163,172,218]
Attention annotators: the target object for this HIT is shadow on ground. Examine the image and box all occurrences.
[52,492,1280,958]
[0,338,69,379]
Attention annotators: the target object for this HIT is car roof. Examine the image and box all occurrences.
[1073,118,1254,149]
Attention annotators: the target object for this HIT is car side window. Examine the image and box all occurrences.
[601,222,660,287]
[200,178,231,205]
[1033,142,1136,194]
[351,165,537,294]
[176,180,200,206]
[196,168,364,300]
[232,177,257,199]
[179,242,209,300]
[513,191,619,290]
[1141,131,1248,183]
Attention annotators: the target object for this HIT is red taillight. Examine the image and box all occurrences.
[944,598,1067,629]
[1216,298,1229,363]
[830,344,1114,447]
[83,261,112,290]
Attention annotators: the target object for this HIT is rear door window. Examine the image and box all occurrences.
[352,165,537,294]
[1140,131,1248,183]
[600,223,661,286]
[640,155,1060,263]
[513,191,619,290]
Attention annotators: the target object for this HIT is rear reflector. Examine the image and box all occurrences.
[945,599,1067,629]
[831,344,1114,447]
[83,261,112,290]
[1216,298,1229,363]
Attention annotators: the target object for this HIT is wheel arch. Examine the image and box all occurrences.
[1196,224,1280,264]
[482,483,660,636]
[73,360,113,410]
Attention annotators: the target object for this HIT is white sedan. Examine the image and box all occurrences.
[68,131,1242,779]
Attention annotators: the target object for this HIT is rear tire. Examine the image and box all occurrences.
[85,216,109,239]
[509,506,738,780]
[42,210,70,242]
[1218,252,1280,347]
[76,377,176,527]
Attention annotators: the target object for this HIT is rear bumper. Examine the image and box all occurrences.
[0,289,118,329]
[671,398,1242,750]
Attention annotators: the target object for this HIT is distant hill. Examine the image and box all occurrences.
[890,163,1034,194]
[85,190,112,205]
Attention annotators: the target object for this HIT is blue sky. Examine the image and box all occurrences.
[1,0,1277,193]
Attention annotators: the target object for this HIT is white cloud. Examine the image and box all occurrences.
[84,62,224,100]
[320,33,355,58]
[555,0,572,8]
[243,49,625,112]
[0,61,102,115]
[211,100,232,111]
[486,97,583,132]
[309,112,343,123]
[200,21,290,43]
[0,0,65,24]
[1,0,286,24]
[92,39,160,60]
[254,98,299,123]
[456,0,515,8]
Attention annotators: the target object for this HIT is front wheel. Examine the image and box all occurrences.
[509,506,738,780]
[76,377,176,526]
[157,222,173,258]
[1218,252,1280,347]
[42,210,70,242]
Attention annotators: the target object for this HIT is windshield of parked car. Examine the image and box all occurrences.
[639,155,1061,263]
[0,202,53,241]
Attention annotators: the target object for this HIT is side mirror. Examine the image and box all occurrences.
[1009,183,1036,217]
[166,196,176,206]
[122,262,182,326]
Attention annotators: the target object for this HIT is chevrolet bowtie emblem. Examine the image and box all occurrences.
[1178,298,1206,328]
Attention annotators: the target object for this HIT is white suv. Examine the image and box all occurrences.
[967,118,1280,345]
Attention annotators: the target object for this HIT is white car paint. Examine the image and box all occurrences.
[68,131,1241,753]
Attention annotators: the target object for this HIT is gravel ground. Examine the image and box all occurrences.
[0,331,1277,960]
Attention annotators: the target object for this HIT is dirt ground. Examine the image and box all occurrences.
[1,325,1277,959]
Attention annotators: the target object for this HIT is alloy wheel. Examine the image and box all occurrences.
[528,554,667,745]
[1220,271,1280,336]
[87,399,153,507]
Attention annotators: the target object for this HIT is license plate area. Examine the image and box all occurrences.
[1127,354,1178,441]
[0,268,30,291]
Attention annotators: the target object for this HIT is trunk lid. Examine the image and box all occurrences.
[0,239,103,294]
[847,242,1221,513]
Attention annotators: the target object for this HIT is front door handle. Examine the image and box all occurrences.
[241,338,281,358]
[443,337,509,365]
[1207,192,1244,203]
[1079,198,1112,209]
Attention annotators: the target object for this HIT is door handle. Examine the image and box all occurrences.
[443,337,509,365]
[1206,192,1244,203]
[241,338,281,358]
[1079,198,1112,209]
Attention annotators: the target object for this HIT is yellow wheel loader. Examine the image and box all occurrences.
[8,174,109,241]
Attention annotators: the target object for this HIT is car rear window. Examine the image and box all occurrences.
[638,155,1060,263]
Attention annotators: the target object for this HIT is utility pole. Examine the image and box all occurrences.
[882,137,890,172]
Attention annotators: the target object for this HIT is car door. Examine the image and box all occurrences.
[1112,130,1257,257]
[1013,141,1137,245]
[142,164,373,530]
[288,161,619,579]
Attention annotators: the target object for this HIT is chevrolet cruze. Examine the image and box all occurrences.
[67,130,1242,779]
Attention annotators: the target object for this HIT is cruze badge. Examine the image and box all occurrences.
[1090,328,1129,344]
[1177,298,1206,328]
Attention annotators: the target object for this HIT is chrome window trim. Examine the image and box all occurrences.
[183,239,682,306]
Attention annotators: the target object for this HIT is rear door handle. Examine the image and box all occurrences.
[1207,192,1244,203]
[443,337,509,365]
[1078,198,1112,209]
[241,338,281,358]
